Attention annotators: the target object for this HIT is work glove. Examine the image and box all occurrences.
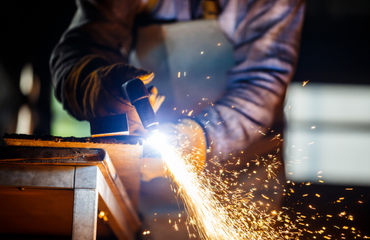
[141,119,207,182]
[64,55,164,134]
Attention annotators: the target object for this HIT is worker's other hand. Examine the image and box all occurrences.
[141,119,207,182]
[64,56,164,134]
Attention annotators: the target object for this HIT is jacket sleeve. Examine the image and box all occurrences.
[195,0,305,160]
[50,0,143,120]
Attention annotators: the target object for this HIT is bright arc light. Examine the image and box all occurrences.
[147,132,281,240]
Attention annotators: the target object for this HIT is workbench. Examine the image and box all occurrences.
[0,134,143,240]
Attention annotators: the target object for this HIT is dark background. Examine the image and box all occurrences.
[0,1,369,239]
[0,0,369,136]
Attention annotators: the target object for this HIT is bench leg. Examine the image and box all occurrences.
[72,189,98,240]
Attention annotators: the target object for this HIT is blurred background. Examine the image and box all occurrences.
[0,0,370,237]
[1,0,369,185]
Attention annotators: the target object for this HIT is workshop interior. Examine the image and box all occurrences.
[0,1,370,239]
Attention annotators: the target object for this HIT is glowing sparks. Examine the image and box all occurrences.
[303,80,309,86]
[309,205,316,210]
[174,221,179,231]
[98,211,108,222]
[147,132,283,240]
[98,211,105,218]
[145,131,368,240]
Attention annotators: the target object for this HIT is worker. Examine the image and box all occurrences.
[51,0,305,237]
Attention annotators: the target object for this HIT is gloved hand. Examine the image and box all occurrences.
[141,119,207,182]
[64,55,164,134]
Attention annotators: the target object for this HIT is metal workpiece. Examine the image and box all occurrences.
[0,145,106,163]
[3,134,143,210]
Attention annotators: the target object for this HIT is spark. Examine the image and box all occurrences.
[309,205,316,210]
[98,211,105,218]
[302,80,309,86]
[147,132,284,240]
[178,72,181,78]
[145,132,368,239]
[174,222,179,231]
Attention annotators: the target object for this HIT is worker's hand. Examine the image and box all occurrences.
[64,56,164,134]
[141,119,207,182]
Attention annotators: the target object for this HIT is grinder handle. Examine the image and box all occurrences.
[122,78,158,132]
